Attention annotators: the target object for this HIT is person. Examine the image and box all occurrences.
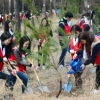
[8,36,32,93]
[89,6,95,25]
[79,32,100,94]
[78,12,90,30]
[37,17,53,69]
[58,12,73,68]
[4,20,14,58]
[0,32,13,89]
[4,20,14,37]
[69,25,83,88]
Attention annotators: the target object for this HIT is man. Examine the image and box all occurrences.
[58,12,73,68]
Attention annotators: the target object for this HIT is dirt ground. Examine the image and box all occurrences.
[0,16,99,100]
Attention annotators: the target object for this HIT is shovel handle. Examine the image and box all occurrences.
[27,59,40,82]
[4,62,24,86]
[68,74,71,78]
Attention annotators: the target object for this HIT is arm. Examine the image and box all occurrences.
[84,43,100,66]
[76,49,83,59]
[13,49,31,66]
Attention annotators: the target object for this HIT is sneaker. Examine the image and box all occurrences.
[59,64,64,68]
[36,66,41,69]
[64,63,69,67]
[90,89,100,94]
[42,65,46,69]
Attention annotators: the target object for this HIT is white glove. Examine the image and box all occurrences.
[73,53,77,59]
[3,57,7,62]
[12,69,17,76]
[81,64,86,70]
[70,49,75,54]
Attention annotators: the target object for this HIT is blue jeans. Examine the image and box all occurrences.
[58,40,69,65]
[10,71,28,93]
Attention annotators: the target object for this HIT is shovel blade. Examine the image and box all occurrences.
[24,87,33,94]
[38,85,49,93]
[62,83,72,93]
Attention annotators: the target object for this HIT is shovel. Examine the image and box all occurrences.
[4,62,33,94]
[62,74,72,93]
[28,59,49,93]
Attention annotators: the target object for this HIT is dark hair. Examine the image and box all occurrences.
[4,20,11,32]
[84,24,90,31]
[41,17,49,26]
[0,32,11,42]
[65,12,73,18]
[19,36,31,52]
[84,12,90,17]
[79,32,94,52]
[70,24,82,32]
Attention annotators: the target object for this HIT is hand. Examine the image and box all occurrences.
[12,69,17,76]
[73,54,77,59]
[81,64,86,70]
[3,57,7,62]
[70,49,75,54]
[10,60,17,66]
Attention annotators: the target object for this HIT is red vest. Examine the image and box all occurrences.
[0,49,5,71]
[8,52,26,72]
[64,24,71,36]
[95,51,100,66]
[69,38,82,58]
[69,38,81,52]
[0,41,6,71]
[94,35,100,66]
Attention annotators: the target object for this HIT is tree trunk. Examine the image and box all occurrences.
[2,0,5,23]
[9,0,12,20]
[14,0,21,32]
[43,0,46,17]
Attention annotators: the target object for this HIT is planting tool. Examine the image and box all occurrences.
[62,74,72,93]
[28,59,49,93]
[4,62,33,94]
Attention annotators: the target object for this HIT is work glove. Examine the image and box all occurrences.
[12,69,17,76]
[70,49,75,54]
[73,53,77,60]
[81,64,86,70]
[3,57,7,62]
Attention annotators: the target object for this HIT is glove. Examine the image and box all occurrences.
[73,54,77,59]
[3,57,7,62]
[12,69,17,76]
[81,64,86,70]
[70,49,75,54]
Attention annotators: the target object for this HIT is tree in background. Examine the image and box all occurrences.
[14,0,21,31]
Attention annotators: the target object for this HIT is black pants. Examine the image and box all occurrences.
[38,45,45,66]
[74,71,83,88]
[0,72,13,90]
[95,66,100,89]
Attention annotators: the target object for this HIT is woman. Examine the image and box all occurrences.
[69,25,83,88]
[4,20,14,37]
[79,32,100,94]
[4,20,14,58]
[9,36,32,93]
[0,32,12,88]
[37,17,53,69]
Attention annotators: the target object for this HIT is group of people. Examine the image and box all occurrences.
[0,17,52,96]
[58,11,100,94]
[0,8,100,96]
